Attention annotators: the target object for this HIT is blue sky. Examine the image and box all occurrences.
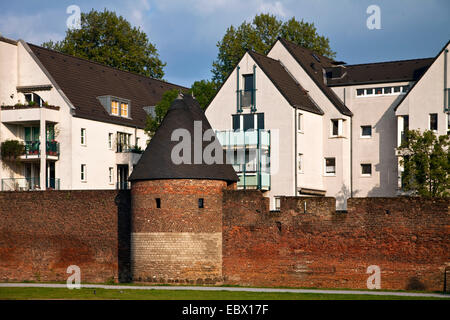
[0,0,449,87]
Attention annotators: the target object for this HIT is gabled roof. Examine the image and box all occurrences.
[129,94,238,183]
[394,39,450,112]
[327,58,434,86]
[248,51,323,115]
[278,38,353,116]
[27,43,186,128]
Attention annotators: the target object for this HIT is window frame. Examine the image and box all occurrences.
[297,113,303,132]
[356,85,409,98]
[429,113,438,131]
[360,125,372,138]
[81,164,87,182]
[324,157,336,176]
[361,163,372,177]
[111,100,119,115]
[81,128,86,146]
[274,197,281,211]
[120,102,129,117]
[108,167,114,184]
[108,133,113,149]
[298,153,304,173]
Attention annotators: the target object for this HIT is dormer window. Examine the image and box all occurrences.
[97,95,131,118]
[111,100,119,115]
[120,102,128,117]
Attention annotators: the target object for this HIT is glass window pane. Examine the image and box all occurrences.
[361,164,372,175]
[375,88,383,95]
[384,87,392,94]
[243,74,254,91]
[361,126,372,136]
[357,89,364,96]
[366,88,373,95]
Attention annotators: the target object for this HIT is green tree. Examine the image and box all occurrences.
[190,80,218,110]
[398,130,449,197]
[212,14,336,84]
[42,9,165,79]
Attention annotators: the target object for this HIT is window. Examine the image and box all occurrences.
[108,167,114,184]
[111,100,119,115]
[361,164,372,176]
[108,133,113,149]
[155,198,161,209]
[135,137,140,148]
[357,86,407,97]
[429,113,438,131]
[297,113,303,131]
[232,114,241,131]
[243,114,255,131]
[325,158,336,175]
[298,153,303,173]
[393,86,401,93]
[401,85,409,93]
[366,88,374,95]
[81,164,86,181]
[274,197,281,211]
[117,132,131,152]
[120,102,129,117]
[243,74,254,91]
[331,119,343,137]
[198,198,204,209]
[24,93,43,106]
[331,120,339,136]
[356,89,364,96]
[81,128,86,145]
[375,87,383,95]
[383,87,392,94]
[361,126,372,138]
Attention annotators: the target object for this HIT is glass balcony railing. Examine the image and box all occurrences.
[22,140,60,158]
[1,178,60,191]
[216,129,270,149]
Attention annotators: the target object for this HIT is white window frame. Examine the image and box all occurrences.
[298,153,304,173]
[81,128,86,146]
[108,133,113,149]
[360,125,372,138]
[81,164,87,182]
[330,119,343,137]
[356,85,409,98]
[429,113,438,132]
[297,113,303,133]
[274,197,281,211]
[324,157,336,176]
[108,167,114,184]
[361,163,372,177]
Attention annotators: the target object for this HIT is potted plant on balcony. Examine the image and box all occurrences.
[0,140,25,162]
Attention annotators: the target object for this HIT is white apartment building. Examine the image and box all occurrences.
[206,38,450,210]
[0,36,184,191]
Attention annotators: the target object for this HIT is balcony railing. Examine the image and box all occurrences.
[116,181,130,190]
[1,178,60,191]
[216,129,270,149]
[22,140,60,159]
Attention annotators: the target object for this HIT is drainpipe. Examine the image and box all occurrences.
[444,49,448,112]
[294,106,298,196]
[345,87,353,198]
[236,66,240,113]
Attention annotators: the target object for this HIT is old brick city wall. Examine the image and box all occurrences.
[0,189,448,291]
[222,190,449,291]
[0,190,131,283]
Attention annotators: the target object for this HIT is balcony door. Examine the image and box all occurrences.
[117,165,129,190]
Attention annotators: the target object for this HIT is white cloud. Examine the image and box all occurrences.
[126,0,151,29]
[257,1,286,17]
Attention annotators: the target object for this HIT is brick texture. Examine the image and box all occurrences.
[0,190,131,283]
[222,191,449,291]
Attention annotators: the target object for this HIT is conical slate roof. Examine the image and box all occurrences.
[129,94,238,183]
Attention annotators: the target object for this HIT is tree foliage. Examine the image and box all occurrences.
[42,9,165,79]
[398,130,449,197]
[212,14,336,84]
[190,80,218,110]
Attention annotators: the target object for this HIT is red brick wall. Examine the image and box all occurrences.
[0,190,131,283]
[222,191,449,291]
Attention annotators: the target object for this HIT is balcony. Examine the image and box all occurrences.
[0,104,60,123]
[1,178,60,191]
[216,129,270,191]
[21,140,60,160]
[116,144,143,165]
[239,90,256,111]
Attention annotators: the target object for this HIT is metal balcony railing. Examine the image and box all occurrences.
[22,140,60,158]
[1,178,60,191]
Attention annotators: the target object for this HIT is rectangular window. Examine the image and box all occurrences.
[384,87,392,94]
[117,132,131,152]
[243,74,254,91]
[198,198,204,209]
[274,197,281,211]
[81,164,86,181]
[393,86,401,93]
[243,114,255,131]
[108,133,113,149]
[325,158,336,175]
[81,128,86,145]
[361,163,372,176]
[232,114,240,131]
[108,167,114,184]
[356,89,364,96]
[375,88,383,95]
[297,113,303,131]
[120,102,128,117]
[366,88,373,95]
[331,119,343,136]
[361,126,372,137]
[429,113,438,131]
[156,198,161,209]
[111,101,119,115]
[257,113,265,130]
[298,153,303,173]
[401,85,409,93]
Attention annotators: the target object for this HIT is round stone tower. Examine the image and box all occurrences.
[128,94,237,284]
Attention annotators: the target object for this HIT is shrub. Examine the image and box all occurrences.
[1,140,25,161]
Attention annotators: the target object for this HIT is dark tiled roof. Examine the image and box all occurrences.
[326,58,434,86]
[278,38,353,116]
[28,43,186,128]
[248,51,323,115]
[129,94,238,183]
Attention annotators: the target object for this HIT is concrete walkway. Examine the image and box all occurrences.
[0,283,449,298]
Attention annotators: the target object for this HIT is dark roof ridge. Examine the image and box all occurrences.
[0,36,18,45]
[27,42,187,90]
[345,57,434,67]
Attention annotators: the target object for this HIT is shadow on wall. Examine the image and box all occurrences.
[368,94,404,197]
[115,190,132,283]
[335,184,360,210]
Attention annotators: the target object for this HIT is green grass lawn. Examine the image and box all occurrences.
[0,287,447,300]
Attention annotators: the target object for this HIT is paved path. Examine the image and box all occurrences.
[0,283,449,298]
